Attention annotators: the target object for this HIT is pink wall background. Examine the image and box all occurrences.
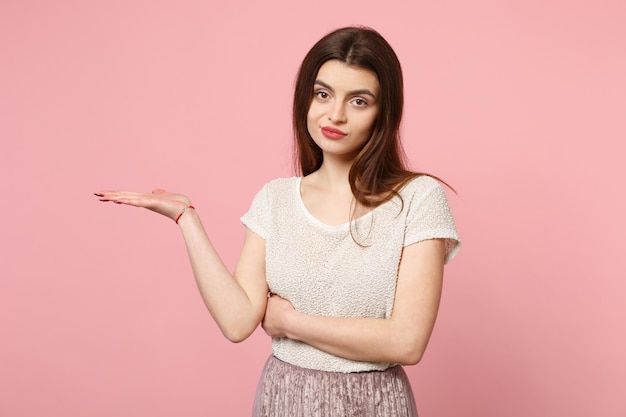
[1,1,624,416]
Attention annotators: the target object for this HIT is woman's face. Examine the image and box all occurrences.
[307,60,380,162]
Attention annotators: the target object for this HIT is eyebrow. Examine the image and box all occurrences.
[314,80,377,99]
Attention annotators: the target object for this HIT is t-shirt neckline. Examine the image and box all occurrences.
[295,177,378,232]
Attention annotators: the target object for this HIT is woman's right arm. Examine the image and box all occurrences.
[178,210,268,342]
[96,189,268,343]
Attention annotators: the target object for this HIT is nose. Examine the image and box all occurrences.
[327,101,347,124]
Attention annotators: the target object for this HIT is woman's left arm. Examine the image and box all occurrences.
[262,238,446,365]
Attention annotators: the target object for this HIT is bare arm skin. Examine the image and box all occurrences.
[96,189,268,342]
[262,238,446,365]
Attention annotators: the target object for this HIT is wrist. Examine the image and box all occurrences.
[283,309,303,341]
[175,204,195,224]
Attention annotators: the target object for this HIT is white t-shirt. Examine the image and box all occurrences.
[241,175,461,372]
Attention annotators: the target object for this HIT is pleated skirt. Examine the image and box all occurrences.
[252,355,419,417]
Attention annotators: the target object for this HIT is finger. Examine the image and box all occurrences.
[96,190,148,200]
[95,191,154,207]
[152,188,168,195]
[114,196,156,207]
[95,191,121,202]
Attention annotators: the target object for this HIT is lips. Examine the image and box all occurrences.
[321,126,347,140]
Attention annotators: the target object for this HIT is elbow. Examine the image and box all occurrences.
[221,324,255,344]
[224,331,247,344]
[393,338,427,365]
[216,312,263,343]
[397,348,424,366]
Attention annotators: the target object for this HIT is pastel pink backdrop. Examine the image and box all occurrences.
[1,1,624,416]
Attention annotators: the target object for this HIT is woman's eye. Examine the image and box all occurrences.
[351,98,368,107]
[315,91,329,100]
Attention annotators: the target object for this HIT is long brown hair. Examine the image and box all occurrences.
[293,26,425,208]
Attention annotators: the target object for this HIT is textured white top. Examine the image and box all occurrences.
[241,176,461,373]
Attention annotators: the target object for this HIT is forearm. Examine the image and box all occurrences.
[177,210,266,342]
[282,312,433,365]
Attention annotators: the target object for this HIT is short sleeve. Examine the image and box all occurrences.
[240,183,271,240]
[403,178,461,264]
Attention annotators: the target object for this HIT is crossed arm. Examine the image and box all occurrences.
[96,189,445,364]
[262,238,446,365]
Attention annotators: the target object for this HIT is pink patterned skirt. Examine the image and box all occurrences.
[252,355,419,417]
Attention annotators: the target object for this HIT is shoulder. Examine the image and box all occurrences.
[398,175,446,200]
[266,176,300,187]
[249,177,300,206]
[242,177,300,233]
[257,177,300,195]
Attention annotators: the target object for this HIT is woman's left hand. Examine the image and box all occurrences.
[262,294,296,338]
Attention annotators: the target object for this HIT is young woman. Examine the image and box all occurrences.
[96,26,460,417]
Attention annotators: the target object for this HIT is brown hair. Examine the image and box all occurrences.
[293,26,426,208]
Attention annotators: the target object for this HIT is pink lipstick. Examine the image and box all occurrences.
[321,126,347,140]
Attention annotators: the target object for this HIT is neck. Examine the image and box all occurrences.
[313,155,354,193]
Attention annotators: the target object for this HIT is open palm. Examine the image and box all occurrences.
[95,188,191,222]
